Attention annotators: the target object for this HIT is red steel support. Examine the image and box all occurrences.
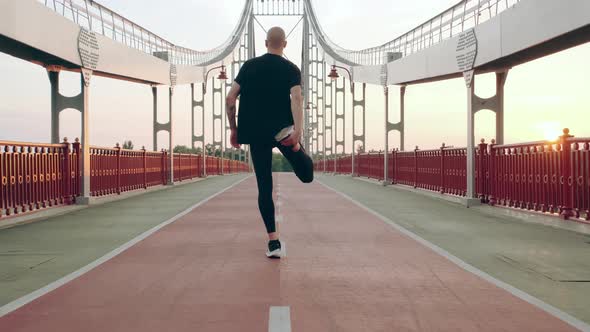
[142,147,147,189]
[116,143,121,195]
[391,150,397,184]
[440,144,446,194]
[477,139,488,202]
[584,142,590,220]
[560,129,574,219]
[1,145,4,218]
[72,139,81,199]
[62,138,72,205]
[488,140,497,205]
[178,153,182,182]
[414,146,419,188]
[161,150,166,185]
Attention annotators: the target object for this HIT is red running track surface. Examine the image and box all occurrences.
[0,174,578,331]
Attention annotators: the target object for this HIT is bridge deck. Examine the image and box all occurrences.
[0,174,586,331]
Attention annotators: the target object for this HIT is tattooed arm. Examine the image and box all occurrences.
[226,82,241,148]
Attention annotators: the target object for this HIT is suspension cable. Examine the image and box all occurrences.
[253,16,268,34]
[286,16,304,39]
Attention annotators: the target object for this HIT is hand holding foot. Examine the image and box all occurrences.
[280,129,301,152]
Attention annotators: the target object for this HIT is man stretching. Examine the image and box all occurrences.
[226,26,314,258]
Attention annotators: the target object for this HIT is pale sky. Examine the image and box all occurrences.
[1,0,589,153]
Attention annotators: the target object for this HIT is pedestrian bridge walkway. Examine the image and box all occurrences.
[0,173,589,331]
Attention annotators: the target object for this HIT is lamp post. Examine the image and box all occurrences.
[203,65,228,94]
[328,65,355,176]
[328,65,354,93]
[202,64,228,174]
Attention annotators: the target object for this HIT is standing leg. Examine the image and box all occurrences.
[250,143,279,240]
[276,142,314,183]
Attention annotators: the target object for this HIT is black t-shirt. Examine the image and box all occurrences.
[234,53,301,144]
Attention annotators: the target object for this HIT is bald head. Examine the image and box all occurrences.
[266,26,287,51]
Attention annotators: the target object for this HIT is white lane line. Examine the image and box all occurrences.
[276,183,284,223]
[280,241,287,258]
[269,306,291,332]
[0,175,253,318]
[317,179,590,332]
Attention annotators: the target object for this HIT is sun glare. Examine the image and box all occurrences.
[538,122,562,142]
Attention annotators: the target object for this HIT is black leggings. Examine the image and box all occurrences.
[250,141,314,233]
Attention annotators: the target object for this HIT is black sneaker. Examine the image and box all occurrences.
[266,239,282,258]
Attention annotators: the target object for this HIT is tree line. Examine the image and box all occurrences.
[120,140,300,172]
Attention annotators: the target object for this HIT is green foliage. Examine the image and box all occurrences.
[175,144,245,161]
[222,148,247,161]
[206,144,220,157]
[272,152,293,172]
[312,151,325,160]
[173,145,201,154]
[356,143,365,154]
[122,140,134,150]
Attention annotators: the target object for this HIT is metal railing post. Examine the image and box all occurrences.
[440,143,446,194]
[142,146,147,189]
[414,146,419,188]
[62,137,72,204]
[161,149,166,185]
[488,140,497,205]
[560,129,574,219]
[115,143,121,195]
[177,153,182,182]
[392,149,397,184]
[478,139,488,202]
[71,138,81,198]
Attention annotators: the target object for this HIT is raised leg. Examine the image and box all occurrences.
[276,142,314,183]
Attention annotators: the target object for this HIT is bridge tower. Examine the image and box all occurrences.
[47,66,92,201]
[188,6,256,176]
[152,86,175,184]
[465,70,509,202]
[251,0,325,159]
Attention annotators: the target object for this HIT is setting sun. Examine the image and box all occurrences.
[537,122,562,141]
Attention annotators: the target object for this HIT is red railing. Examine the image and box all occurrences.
[1,140,249,219]
[313,159,327,173]
[91,146,168,197]
[355,152,384,180]
[572,138,590,219]
[227,158,250,173]
[174,153,204,182]
[146,150,168,188]
[335,155,353,175]
[1,140,79,218]
[91,148,248,196]
[486,133,590,220]
[324,130,590,221]
[326,159,335,173]
[206,156,220,175]
[486,141,557,211]
[337,147,470,197]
